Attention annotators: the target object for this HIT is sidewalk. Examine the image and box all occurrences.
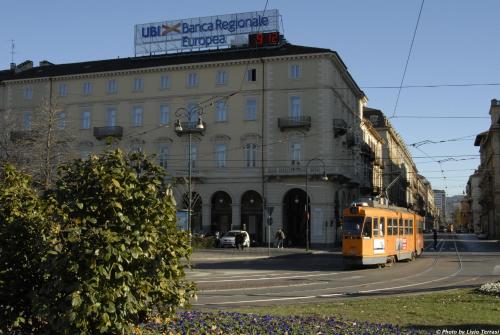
[191,246,340,261]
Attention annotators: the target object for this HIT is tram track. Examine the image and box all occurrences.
[193,235,473,307]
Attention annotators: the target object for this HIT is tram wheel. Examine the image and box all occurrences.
[386,256,395,267]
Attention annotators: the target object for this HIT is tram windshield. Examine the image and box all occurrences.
[343,216,363,236]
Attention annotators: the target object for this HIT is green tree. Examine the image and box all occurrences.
[0,165,50,333]
[39,149,195,334]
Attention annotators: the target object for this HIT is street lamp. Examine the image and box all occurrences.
[305,158,328,251]
[174,106,205,235]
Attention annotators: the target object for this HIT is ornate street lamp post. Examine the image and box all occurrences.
[305,158,328,251]
[174,106,205,235]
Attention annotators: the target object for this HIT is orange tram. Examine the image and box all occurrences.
[342,201,424,267]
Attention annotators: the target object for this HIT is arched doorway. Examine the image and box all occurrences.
[282,188,308,247]
[241,190,263,245]
[211,191,232,234]
[182,192,202,234]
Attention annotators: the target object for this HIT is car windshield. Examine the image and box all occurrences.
[223,231,239,237]
[343,216,363,236]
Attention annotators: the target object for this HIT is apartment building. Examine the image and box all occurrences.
[433,189,446,226]
[0,42,371,247]
[363,107,420,208]
[473,99,500,239]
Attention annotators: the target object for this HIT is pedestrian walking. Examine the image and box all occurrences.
[235,232,245,250]
[275,228,285,248]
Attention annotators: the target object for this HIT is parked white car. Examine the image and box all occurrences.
[219,230,250,248]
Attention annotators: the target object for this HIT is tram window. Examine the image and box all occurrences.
[418,220,424,233]
[363,217,372,238]
[373,218,379,237]
[409,219,414,234]
[390,218,397,235]
[343,216,363,236]
[380,217,385,237]
[404,219,409,235]
[399,219,404,235]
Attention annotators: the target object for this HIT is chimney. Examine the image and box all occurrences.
[39,60,54,67]
[15,60,33,73]
[490,99,500,126]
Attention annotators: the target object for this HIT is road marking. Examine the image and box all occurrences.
[196,272,339,283]
[193,293,344,306]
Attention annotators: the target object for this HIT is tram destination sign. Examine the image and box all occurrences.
[134,9,280,55]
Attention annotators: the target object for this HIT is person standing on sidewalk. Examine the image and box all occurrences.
[275,228,285,248]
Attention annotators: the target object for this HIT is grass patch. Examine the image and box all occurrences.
[230,289,500,330]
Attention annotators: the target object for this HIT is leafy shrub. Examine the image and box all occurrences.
[0,165,50,333]
[192,235,217,249]
[37,150,196,334]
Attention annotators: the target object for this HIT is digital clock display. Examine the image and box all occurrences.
[248,32,281,48]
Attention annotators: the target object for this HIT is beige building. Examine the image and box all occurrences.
[473,99,500,239]
[0,43,373,247]
[465,171,482,233]
[362,107,420,208]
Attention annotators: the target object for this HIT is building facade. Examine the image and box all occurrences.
[473,99,500,239]
[0,43,373,247]
[433,189,446,227]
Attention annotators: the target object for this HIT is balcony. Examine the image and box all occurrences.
[265,165,352,183]
[333,119,347,137]
[277,116,311,131]
[93,126,123,140]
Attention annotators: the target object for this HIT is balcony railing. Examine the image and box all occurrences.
[277,116,311,131]
[333,119,347,137]
[93,126,123,140]
[265,165,352,182]
[10,130,37,142]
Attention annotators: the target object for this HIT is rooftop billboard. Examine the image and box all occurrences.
[134,9,280,55]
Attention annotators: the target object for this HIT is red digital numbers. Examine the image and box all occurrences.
[249,32,280,48]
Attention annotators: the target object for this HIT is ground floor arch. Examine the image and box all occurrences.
[211,191,232,234]
[282,188,308,247]
[240,190,263,245]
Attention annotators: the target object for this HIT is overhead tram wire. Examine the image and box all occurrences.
[391,0,425,119]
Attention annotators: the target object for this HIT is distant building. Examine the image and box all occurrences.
[465,171,482,233]
[433,189,446,227]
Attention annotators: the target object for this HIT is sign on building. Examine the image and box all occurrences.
[134,9,280,55]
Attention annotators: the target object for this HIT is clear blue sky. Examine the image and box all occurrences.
[2,0,499,196]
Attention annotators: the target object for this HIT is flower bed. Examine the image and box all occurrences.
[477,281,500,296]
[143,311,429,334]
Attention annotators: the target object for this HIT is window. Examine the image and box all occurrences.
[187,143,198,168]
[83,82,92,96]
[159,104,170,125]
[58,83,68,97]
[363,217,372,238]
[216,70,227,85]
[81,110,91,129]
[409,219,414,234]
[244,143,257,167]
[399,218,404,235]
[215,144,227,168]
[160,75,171,89]
[290,142,301,164]
[187,73,198,87]
[247,68,257,82]
[133,78,144,92]
[132,106,143,126]
[107,79,117,94]
[23,86,33,100]
[290,64,301,79]
[245,98,257,120]
[289,96,301,119]
[158,145,168,169]
[373,218,379,237]
[22,111,32,130]
[106,107,117,127]
[215,100,227,122]
[57,112,66,129]
[380,217,385,237]
[187,102,199,122]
